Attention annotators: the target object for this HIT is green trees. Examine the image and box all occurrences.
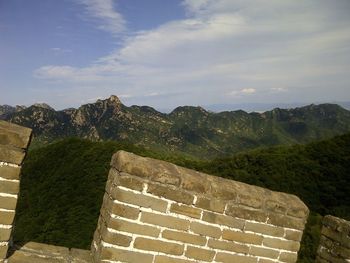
[14,138,154,248]
[14,133,350,261]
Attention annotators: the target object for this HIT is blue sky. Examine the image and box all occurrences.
[1,0,350,110]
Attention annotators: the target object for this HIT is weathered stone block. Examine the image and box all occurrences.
[117,172,145,191]
[111,151,181,186]
[170,203,201,219]
[0,196,17,210]
[0,244,8,260]
[108,217,160,237]
[185,246,215,262]
[287,199,309,219]
[21,242,70,257]
[100,246,154,262]
[226,205,267,222]
[210,181,237,200]
[332,245,350,259]
[279,251,298,263]
[7,251,65,263]
[265,200,287,214]
[190,221,221,238]
[70,248,91,263]
[111,187,168,212]
[244,221,284,237]
[263,237,300,251]
[0,227,12,241]
[317,246,344,263]
[162,229,206,246]
[100,225,132,247]
[321,226,342,243]
[108,201,139,220]
[178,167,211,194]
[207,239,249,254]
[0,165,21,180]
[222,229,263,245]
[267,213,306,230]
[195,196,226,213]
[249,246,279,259]
[147,183,194,205]
[323,215,345,231]
[141,211,190,231]
[0,145,26,165]
[0,120,32,149]
[202,211,245,230]
[0,210,15,225]
[238,192,263,209]
[284,229,303,242]
[134,237,184,255]
[0,180,19,194]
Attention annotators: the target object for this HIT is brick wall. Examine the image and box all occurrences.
[91,150,309,263]
[0,121,32,261]
[316,215,350,262]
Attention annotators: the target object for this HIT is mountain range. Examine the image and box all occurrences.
[2,95,350,158]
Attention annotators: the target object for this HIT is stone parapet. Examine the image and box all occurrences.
[91,150,309,263]
[316,215,350,262]
[0,121,32,261]
[7,242,91,262]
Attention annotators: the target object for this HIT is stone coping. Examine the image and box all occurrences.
[0,120,32,165]
[323,215,350,235]
[6,242,91,263]
[111,151,309,220]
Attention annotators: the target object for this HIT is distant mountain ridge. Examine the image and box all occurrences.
[2,95,350,157]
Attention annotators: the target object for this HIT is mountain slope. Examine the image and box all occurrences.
[2,95,350,157]
[14,133,350,261]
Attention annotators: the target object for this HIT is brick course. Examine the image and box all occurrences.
[91,150,309,263]
[0,120,32,261]
[316,215,350,262]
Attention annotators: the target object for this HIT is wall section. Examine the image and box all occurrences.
[91,150,309,263]
[316,215,350,262]
[0,121,32,261]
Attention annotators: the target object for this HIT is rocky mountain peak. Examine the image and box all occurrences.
[33,103,54,110]
[107,95,121,105]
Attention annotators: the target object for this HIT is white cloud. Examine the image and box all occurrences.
[241,88,256,94]
[77,0,125,35]
[34,0,350,108]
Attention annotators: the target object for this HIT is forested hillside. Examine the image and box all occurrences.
[14,133,350,262]
[2,96,350,157]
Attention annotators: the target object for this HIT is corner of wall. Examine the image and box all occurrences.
[0,121,32,261]
[316,215,350,262]
[91,150,310,263]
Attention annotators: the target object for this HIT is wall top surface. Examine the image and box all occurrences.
[111,150,309,220]
[0,120,32,165]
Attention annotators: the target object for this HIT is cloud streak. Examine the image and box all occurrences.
[77,0,125,35]
[35,0,350,109]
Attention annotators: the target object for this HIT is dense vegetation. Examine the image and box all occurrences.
[14,133,350,262]
[14,139,158,248]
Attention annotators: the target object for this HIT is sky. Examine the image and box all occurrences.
[1,0,350,111]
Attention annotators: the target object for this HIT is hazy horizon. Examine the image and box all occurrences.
[1,94,350,113]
